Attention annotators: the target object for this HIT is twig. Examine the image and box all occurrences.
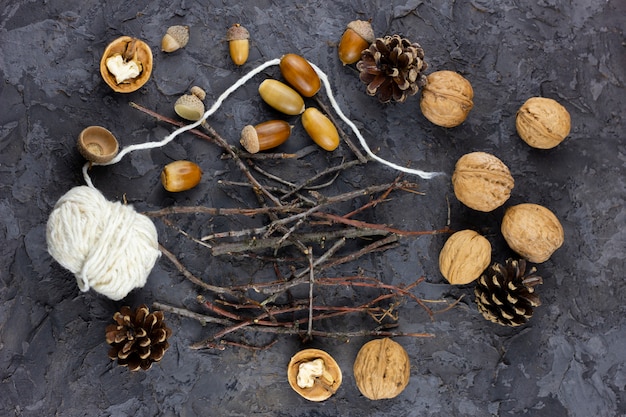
[307,248,314,340]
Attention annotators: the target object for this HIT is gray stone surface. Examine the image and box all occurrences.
[0,0,624,416]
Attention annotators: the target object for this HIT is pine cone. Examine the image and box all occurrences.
[105,304,172,371]
[474,259,543,327]
[356,35,428,103]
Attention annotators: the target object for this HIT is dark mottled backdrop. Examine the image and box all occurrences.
[1,0,624,416]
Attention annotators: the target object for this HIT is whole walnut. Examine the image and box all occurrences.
[420,70,474,128]
[452,152,514,212]
[501,203,564,263]
[516,97,571,149]
[353,338,410,400]
[439,229,492,285]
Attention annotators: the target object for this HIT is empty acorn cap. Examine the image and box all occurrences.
[174,94,205,121]
[161,25,190,52]
[287,348,342,402]
[77,126,119,163]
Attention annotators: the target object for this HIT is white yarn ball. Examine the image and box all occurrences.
[46,186,161,300]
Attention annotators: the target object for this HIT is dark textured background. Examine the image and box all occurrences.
[1,0,624,416]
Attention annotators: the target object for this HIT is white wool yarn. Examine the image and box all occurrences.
[46,186,161,301]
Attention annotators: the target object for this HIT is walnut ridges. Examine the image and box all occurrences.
[452,152,514,212]
[516,97,571,149]
[353,338,410,400]
[439,229,492,285]
[420,70,474,127]
[501,203,564,263]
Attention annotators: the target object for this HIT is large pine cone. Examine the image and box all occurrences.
[105,304,172,371]
[356,34,428,103]
[474,259,543,326]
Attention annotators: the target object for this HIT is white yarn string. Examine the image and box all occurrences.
[46,186,161,300]
[83,57,442,186]
[308,62,443,179]
[59,56,442,300]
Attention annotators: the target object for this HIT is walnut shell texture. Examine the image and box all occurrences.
[353,338,410,400]
[452,151,514,212]
[439,229,492,285]
[100,36,153,93]
[287,349,342,402]
[516,97,571,149]
[420,70,474,127]
[501,203,564,263]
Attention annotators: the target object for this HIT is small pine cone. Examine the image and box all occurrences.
[474,259,543,327]
[105,304,172,371]
[356,34,428,103]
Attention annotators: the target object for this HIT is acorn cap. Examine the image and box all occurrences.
[226,23,250,41]
[100,36,153,93]
[346,20,375,43]
[287,348,342,402]
[77,126,119,163]
[161,25,190,52]
[240,125,260,153]
[174,94,205,121]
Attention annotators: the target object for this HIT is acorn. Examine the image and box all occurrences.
[338,20,375,65]
[258,79,305,115]
[240,120,292,154]
[226,24,250,66]
[161,25,190,52]
[161,160,202,192]
[174,86,206,121]
[301,107,340,151]
[279,53,321,97]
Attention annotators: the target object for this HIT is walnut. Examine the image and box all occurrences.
[516,97,571,149]
[100,36,153,93]
[501,203,564,263]
[452,152,514,212]
[353,338,410,400]
[420,70,474,127]
[439,229,492,285]
[287,349,342,402]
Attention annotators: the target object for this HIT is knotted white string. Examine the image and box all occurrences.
[46,186,160,300]
[50,56,442,301]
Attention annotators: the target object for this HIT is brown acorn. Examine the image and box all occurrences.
[279,53,321,97]
[338,20,375,65]
[240,120,292,153]
[226,24,250,66]
[161,160,202,192]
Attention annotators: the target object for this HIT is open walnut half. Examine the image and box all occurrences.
[287,348,342,401]
[100,36,153,93]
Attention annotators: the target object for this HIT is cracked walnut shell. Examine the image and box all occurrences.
[452,152,514,212]
[287,349,342,402]
[516,97,571,149]
[100,36,153,93]
[501,203,564,263]
[353,338,410,400]
[439,229,492,285]
[420,70,474,127]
